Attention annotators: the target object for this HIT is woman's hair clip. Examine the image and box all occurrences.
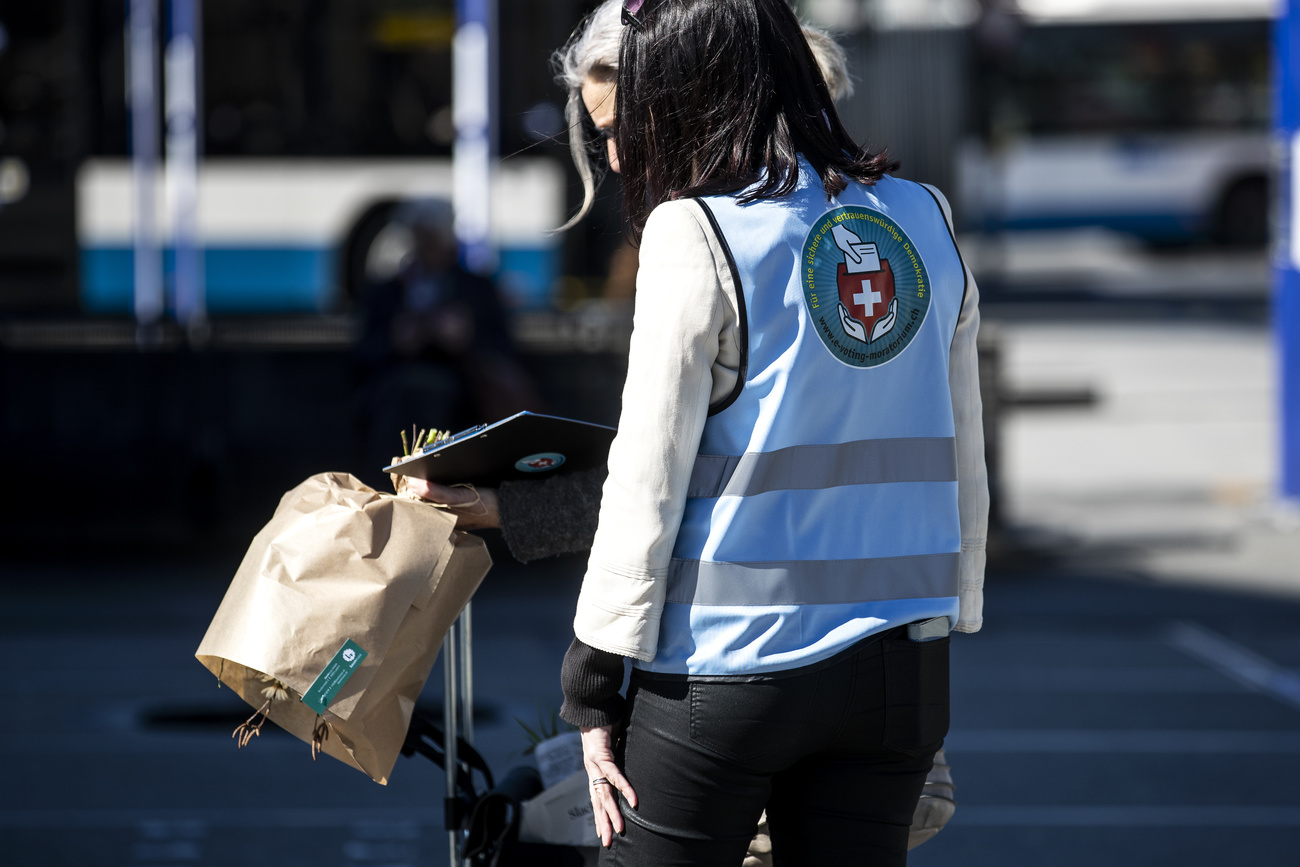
[622,0,647,30]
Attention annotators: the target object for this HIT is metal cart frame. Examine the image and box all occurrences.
[443,602,474,866]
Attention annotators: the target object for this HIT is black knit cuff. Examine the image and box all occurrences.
[559,637,627,729]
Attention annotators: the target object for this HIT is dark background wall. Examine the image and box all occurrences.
[0,336,628,550]
[837,27,970,203]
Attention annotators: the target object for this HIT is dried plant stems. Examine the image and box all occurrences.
[311,716,331,761]
[231,674,294,748]
[233,699,272,748]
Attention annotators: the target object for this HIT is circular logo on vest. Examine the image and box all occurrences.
[801,206,931,368]
[514,452,565,473]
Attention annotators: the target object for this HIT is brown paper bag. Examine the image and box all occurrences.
[196,472,492,784]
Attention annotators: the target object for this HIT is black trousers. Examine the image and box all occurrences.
[601,627,949,867]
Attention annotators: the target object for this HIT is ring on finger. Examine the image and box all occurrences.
[592,777,610,788]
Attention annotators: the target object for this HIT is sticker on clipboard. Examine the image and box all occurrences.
[515,452,566,473]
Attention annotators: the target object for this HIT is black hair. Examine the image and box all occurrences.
[616,0,897,240]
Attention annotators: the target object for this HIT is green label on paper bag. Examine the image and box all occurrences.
[301,639,369,714]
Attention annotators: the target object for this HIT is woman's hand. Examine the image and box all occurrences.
[402,478,501,530]
[581,724,637,848]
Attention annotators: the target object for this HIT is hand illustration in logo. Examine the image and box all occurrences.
[839,302,868,342]
[832,225,897,345]
[870,298,898,341]
[833,225,881,271]
[343,648,357,663]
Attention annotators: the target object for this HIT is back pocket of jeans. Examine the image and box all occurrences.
[688,681,802,767]
[881,636,950,756]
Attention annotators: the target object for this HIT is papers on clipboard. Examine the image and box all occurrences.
[383,411,616,487]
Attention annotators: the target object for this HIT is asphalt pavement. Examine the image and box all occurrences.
[3,299,1299,866]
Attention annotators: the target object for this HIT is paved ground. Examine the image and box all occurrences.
[0,548,586,867]
[3,304,1299,865]
[996,318,1298,601]
[3,546,1298,866]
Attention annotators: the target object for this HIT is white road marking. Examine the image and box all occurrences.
[1166,621,1300,712]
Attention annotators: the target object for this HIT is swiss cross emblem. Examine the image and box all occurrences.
[836,246,897,345]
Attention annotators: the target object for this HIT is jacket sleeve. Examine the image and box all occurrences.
[571,201,727,661]
[924,184,989,633]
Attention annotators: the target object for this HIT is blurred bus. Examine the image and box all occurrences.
[0,1,588,317]
[960,0,1273,246]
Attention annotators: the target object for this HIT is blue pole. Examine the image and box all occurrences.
[1277,2,1300,503]
[453,0,496,275]
[129,0,163,329]
[166,0,205,331]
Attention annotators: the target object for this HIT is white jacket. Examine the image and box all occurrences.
[574,186,988,661]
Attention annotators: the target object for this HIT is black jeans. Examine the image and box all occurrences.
[601,627,949,867]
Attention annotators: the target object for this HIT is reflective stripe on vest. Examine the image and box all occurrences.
[667,552,960,606]
[685,436,957,499]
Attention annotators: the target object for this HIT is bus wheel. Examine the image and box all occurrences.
[1214,176,1268,248]
[340,200,403,308]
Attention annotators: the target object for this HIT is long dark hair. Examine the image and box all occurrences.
[616,0,897,240]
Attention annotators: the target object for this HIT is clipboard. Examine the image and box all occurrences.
[383,411,616,486]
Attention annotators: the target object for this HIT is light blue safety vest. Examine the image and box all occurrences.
[637,160,969,676]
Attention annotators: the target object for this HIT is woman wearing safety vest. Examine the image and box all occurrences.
[557,1,989,864]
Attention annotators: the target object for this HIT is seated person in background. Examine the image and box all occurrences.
[355,200,542,479]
